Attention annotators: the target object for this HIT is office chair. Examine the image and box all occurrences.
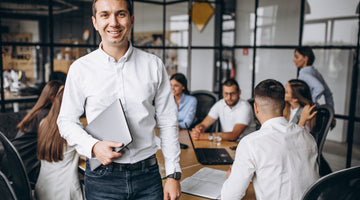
[191,90,218,132]
[302,165,360,200]
[247,98,261,130]
[0,131,33,200]
[11,130,40,189]
[0,170,18,200]
[0,110,28,140]
[310,104,334,177]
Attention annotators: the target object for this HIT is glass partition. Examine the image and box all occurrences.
[254,49,297,86]
[256,0,301,45]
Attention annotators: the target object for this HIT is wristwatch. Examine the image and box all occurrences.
[167,172,182,180]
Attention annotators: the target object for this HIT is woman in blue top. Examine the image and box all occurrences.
[170,73,197,129]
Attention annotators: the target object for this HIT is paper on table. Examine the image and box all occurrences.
[181,167,227,199]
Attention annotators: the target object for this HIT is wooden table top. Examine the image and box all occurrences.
[79,129,256,200]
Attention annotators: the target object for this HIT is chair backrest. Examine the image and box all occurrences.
[310,104,334,163]
[302,165,360,200]
[0,110,28,140]
[0,131,32,200]
[247,98,261,130]
[191,90,218,132]
[0,170,18,200]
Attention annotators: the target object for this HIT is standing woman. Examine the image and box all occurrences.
[170,73,197,129]
[293,46,336,128]
[293,47,334,109]
[36,86,83,200]
[284,79,316,131]
[12,80,63,187]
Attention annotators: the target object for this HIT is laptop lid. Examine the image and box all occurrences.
[185,124,197,152]
[85,99,133,170]
[185,124,233,165]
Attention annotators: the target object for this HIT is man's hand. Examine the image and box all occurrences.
[226,165,232,179]
[92,141,124,165]
[163,178,181,200]
[191,124,205,140]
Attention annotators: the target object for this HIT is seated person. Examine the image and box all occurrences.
[284,79,317,131]
[11,80,63,187]
[221,79,319,200]
[170,73,197,129]
[36,86,83,200]
[191,79,256,141]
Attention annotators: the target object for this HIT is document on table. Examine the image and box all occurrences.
[180,167,227,199]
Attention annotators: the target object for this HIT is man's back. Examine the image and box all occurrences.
[221,117,319,200]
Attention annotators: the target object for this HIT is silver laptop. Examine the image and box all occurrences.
[85,99,133,170]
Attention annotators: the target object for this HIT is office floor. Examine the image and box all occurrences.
[322,140,360,172]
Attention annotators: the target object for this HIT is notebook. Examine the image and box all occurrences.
[185,125,233,165]
[85,99,133,170]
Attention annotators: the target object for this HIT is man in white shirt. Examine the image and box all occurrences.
[191,79,256,141]
[57,0,181,199]
[221,79,319,200]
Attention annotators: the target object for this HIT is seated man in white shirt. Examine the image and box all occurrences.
[191,79,256,141]
[221,79,319,200]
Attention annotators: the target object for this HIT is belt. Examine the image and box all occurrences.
[111,155,157,171]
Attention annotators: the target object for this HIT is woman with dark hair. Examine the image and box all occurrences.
[12,80,63,187]
[16,80,63,132]
[170,73,197,129]
[284,79,317,131]
[36,86,83,200]
[293,47,334,109]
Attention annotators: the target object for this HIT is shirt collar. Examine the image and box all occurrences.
[221,98,242,109]
[300,66,314,72]
[261,116,287,129]
[97,42,133,63]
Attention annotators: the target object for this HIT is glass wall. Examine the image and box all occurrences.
[1,0,95,112]
[1,0,359,169]
[233,0,360,169]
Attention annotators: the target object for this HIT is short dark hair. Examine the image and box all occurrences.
[222,79,240,91]
[254,79,285,112]
[295,46,315,66]
[170,73,190,95]
[92,0,133,17]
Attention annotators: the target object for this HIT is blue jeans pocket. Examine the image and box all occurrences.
[85,162,109,178]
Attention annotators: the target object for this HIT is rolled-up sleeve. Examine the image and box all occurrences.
[155,61,181,175]
[57,64,99,158]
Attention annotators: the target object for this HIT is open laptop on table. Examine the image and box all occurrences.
[185,125,233,165]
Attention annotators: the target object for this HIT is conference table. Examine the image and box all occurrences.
[79,129,256,200]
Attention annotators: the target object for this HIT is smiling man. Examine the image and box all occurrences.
[57,0,181,199]
[191,79,256,142]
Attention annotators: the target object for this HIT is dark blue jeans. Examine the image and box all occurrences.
[84,160,163,200]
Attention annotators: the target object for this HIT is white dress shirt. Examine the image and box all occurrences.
[57,43,181,175]
[221,117,319,200]
[208,98,256,140]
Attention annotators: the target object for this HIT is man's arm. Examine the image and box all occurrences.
[191,115,216,140]
[57,65,99,159]
[221,123,248,141]
[221,139,255,200]
[153,59,181,200]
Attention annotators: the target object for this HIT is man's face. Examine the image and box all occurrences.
[222,85,240,107]
[92,0,134,49]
